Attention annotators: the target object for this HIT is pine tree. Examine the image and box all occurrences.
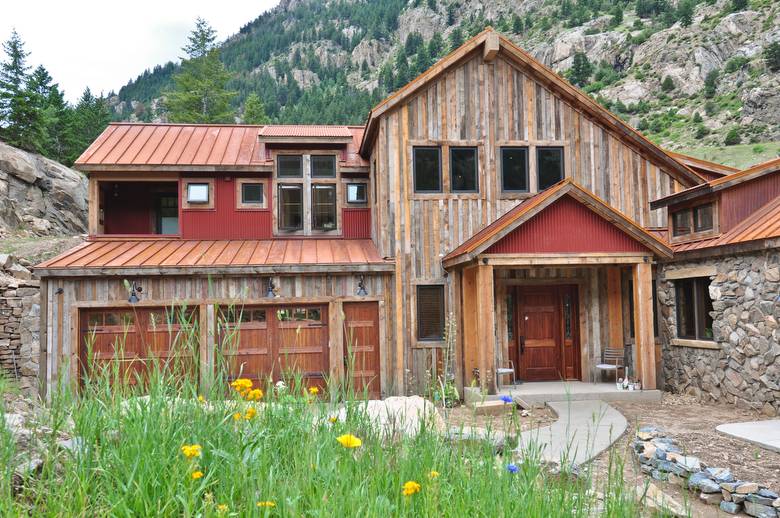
[730,0,747,11]
[703,69,718,98]
[661,76,675,92]
[448,27,464,51]
[609,5,624,27]
[428,32,444,59]
[677,0,694,27]
[765,42,780,72]
[68,88,111,164]
[512,14,524,33]
[164,18,237,123]
[242,93,269,124]
[27,65,65,157]
[394,52,410,89]
[566,52,593,87]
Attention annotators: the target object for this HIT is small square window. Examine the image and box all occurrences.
[501,147,529,192]
[277,155,303,177]
[346,183,367,204]
[537,147,564,191]
[186,183,210,203]
[450,147,478,193]
[311,155,336,177]
[413,147,442,193]
[241,183,264,204]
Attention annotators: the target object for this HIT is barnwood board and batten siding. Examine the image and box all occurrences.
[370,48,685,393]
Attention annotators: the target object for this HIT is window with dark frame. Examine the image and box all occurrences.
[672,209,692,236]
[693,203,714,232]
[311,155,336,177]
[675,277,714,340]
[278,184,303,230]
[500,147,529,192]
[241,183,264,205]
[450,147,478,192]
[416,285,445,341]
[672,202,715,238]
[537,146,564,190]
[346,183,367,204]
[156,194,179,234]
[413,147,442,192]
[312,184,337,230]
[277,155,303,177]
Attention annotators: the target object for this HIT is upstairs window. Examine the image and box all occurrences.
[277,155,303,178]
[311,155,336,177]
[182,179,214,210]
[312,184,337,230]
[278,184,303,230]
[672,208,692,236]
[675,277,714,341]
[346,183,367,204]
[671,202,716,239]
[186,183,210,204]
[236,179,267,209]
[417,285,445,341]
[501,147,529,192]
[537,147,564,190]
[450,147,478,192]
[413,147,442,193]
[694,204,714,232]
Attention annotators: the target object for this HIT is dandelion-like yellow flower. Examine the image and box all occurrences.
[197,395,205,403]
[336,434,362,448]
[244,407,257,420]
[233,412,242,421]
[216,503,229,513]
[428,470,440,479]
[245,388,263,401]
[191,470,204,480]
[328,416,338,424]
[257,501,276,507]
[402,480,421,496]
[181,444,202,459]
[308,386,319,395]
[230,378,253,397]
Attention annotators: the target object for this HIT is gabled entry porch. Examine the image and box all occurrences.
[444,180,672,394]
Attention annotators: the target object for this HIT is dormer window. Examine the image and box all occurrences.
[670,201,717,241]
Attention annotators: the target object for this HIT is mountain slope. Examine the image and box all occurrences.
[113,0,780,150]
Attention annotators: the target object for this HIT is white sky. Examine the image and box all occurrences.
[1,0,281,103]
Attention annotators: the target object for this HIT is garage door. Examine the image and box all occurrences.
[217,304,329,393]
[343,302,381,398]
[79,307,198,387]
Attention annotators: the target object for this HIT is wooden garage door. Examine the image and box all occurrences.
[217,304,329,392]
[79,307,198,387]
[343,302,381,398]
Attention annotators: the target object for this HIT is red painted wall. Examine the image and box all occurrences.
[342,208,371,238]
[103,183,177,234]
[486,195,650,254]
[720,173,780,232]
[181,176,273,240]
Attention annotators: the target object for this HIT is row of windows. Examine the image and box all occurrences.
[278,155,336,178]
[672,202,715,238]
[412,146,565,194]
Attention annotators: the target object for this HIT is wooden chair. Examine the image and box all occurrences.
[496,360,516,389]
[595,348,625,381]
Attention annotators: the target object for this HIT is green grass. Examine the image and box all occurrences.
[678,141,780,169]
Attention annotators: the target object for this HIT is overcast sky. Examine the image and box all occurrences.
[1,0,280,103]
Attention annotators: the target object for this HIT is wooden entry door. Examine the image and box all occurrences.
[515,286,580,381]
[343,302,381,398]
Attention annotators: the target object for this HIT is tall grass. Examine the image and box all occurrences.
[0,302,642,517]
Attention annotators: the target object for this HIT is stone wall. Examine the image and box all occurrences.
[0,253,39,393]
[658,250,780,416]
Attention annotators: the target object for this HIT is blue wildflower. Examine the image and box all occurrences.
[507,463,519,473]
[499,395,513,404]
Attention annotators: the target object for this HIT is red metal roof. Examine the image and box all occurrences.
[258,125,354,138]
[36,239,390,271]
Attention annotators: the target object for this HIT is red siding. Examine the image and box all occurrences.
[181,177,272,240]
[720,173,780,232]
[342,208,371,239]
[486,195,650,254]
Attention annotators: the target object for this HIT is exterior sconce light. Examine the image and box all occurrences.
[128,281,142,303]
[356,275,368,296]
[266,278,276,298]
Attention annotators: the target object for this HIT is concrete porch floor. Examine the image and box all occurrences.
[493,381,662,405]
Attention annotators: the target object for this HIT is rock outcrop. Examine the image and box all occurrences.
[0,140,87,237]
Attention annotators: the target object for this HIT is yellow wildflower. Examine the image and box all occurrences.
[230,378,253,397]
[197,395,205,403]
[245,388,263,401]
[308,386,319,395]
[191,470,204,480]
[328,416,338,424]
[257,501,276,507]
[428,470,440,479]
[233,412,242,421]
[216,504,229,513]
[181,444,202,459]
[402,480,421,496]
[244,407,257,420]
[336,434,362,448]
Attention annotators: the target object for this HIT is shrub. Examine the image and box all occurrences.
[566,52,593,87]
[765,42,780,72]
[692,111,703,123]
[724,56,749,73]
[694,125,709,139]
[724,127,741,145]
[661,76,675,92]
[703,69,719,98]
[730,0,748,11]
[752,144,766,154]
[704,100,718,116]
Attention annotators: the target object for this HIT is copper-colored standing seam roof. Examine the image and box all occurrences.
[258,125,355,138]
[36,239,388,269]
[665,151,738,177]
[672,196,780,252]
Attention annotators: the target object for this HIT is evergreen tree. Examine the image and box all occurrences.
[765,42,780,72]
[242,93,269,124]
[661,76,675,92]
[413,43,432,75]
[27,65,68,158]
[447,3,457,25]
[677,0,694,27]
[730,0,747,11]
[692,111,702,123]
[164,19,236,123]
[428,32,444,59]
[724,127,741,145]
[427,0,437,11]
[609,5,624,27]
[404,32,423,56]
[448,27,464,51]
[566,52,593,87]
[703,69,718,98]
[512,14,524,33]
[68,88,111,164]
[394,52,410,89]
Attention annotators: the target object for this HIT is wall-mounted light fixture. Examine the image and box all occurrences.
[128,281,143,303]
[356,275,368,296]
[266,278,276,298]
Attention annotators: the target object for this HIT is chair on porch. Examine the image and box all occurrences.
[595,348,626,381]
[496,360,516,389]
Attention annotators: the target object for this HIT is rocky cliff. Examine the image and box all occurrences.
[0,140,88,237]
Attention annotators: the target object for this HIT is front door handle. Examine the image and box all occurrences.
[519,336,525,355]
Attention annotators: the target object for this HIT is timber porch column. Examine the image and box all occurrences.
[461,263,497,393]
[631,262,656,389]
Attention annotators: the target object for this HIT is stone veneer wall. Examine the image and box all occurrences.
[657,250,780,416]
[0,254,39,393]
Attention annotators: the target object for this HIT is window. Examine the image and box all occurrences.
[186,183,210,204]
[413,147,441,192]
[277,155,303,177]
[450,147,478,192]
[417,285,445,341]
[694,204,714,232]
[311,155,336,177]
[156,194,179,234]
[672,202,716,238]
[501,147,529,192]
[236,179,267,209]
[672,209,692,237]
[537,147,564,190]
[675,278,713,340]
[278,184,303,230]
[312,184,337,230]
[346,183,367,204]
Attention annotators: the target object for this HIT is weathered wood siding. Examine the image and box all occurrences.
[370,49,683,392]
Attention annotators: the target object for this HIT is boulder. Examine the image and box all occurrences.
[744,500,778,518]
[338,396,445,438]
[720,501,742,514]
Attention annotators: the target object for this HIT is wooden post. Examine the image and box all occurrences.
[606,267,624,349]
[87,177,100,236]
[461,267,478,388]
[476,264,496,393]
[328,300,345,397]
[198,304,215,394]
[632,262,656,389]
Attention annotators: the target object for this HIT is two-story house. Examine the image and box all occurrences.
[34,29,779,405]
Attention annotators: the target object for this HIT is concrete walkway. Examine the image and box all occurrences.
[716,419,780,453]
[514,399,627,467]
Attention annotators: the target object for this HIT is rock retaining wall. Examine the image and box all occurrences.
[658,251,780,416]
[0,253,39,393]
